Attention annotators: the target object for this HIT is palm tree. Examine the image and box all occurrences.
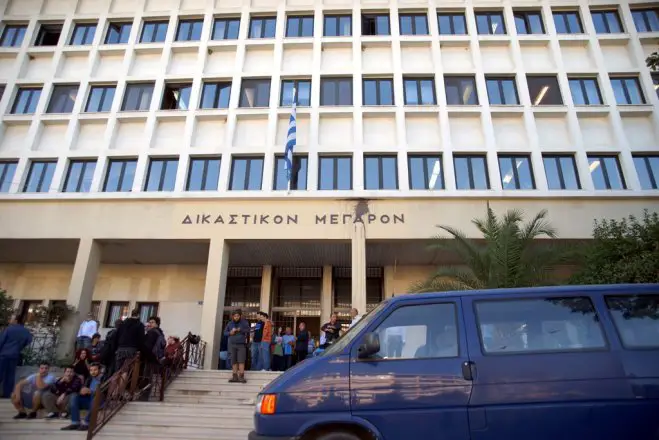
[410,206,573,293]
[647,50,658,71]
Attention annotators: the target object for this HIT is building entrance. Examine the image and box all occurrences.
[271,267,322,343]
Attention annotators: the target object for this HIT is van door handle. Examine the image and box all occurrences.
[462,361,476,381]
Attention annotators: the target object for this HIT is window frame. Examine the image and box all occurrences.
[0,24,27,47]
[186,156,221,191]
[398,13,429,36]
[361,14,391,36]
[104,301,129,328]
[631,8,659,33]
[137,302,159,324]
[199,81,231,109]
[485,76,520,105]
[175,18,204,41]
[527,75,564,106]
[103,158,137,192]
[285,15,314,37]
[324,14,352,37]
[105,21,132,44]
[11,87,42,114]
[362,78,394,106]
[475,11,507,35]
[444,76,479,105]
[212,17,240,40]
[229,156,264,191]
[498,155,536,190]
[144,157,179,192]
[161,83,193,110]
[35,24,63,46]
[320,77,353,106]
[23,160,56,193]
[604,294,659,350]
[632,155,659,190]
[514,10,545,34]
[249,16,277,39]
[408,154,444,190]
[140,20,169,43]
[364,155,398,190]
[280,79,312,107]
[588,154,626,190]
[69,22,97,45]
[63,159,96,193]
[610,77,646,105]
[273,154,308,191]
[318,155,353,190]
[454,155,490,190]
[239,78,271,108]
[552,10,583,34]
[46,84,79,114]
[121,82,155,111]
[437,12,467,35]
[591,9,623,34]
[568,77,603,106]
[0,161,18,193]
[542,154,581,190]
[403,77,437,105]
[85,84,116,112]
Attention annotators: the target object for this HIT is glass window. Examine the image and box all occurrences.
[187,157,220,191]
[324,14,352,36]
[633,155,659,190]
[35,24,62,46]
[286,16,314,37]
[605,295,659,349]
[569,78,603,105]
[591,10,623,34]
[476,297,606,354]
[23,161,56,193]
[445,76,478,105]
[319,156,352,190]
[527,76,563,105]
[230,157,263,190]
[0,161,18,193]
[140,21,168,43]
[403,78,436,105]
[611,77,645,105]
[11,87,42,114]
[176,19,203,41]
[90,301,101,321]
[122,83,154,111]
[543,155,581,190]
[46,84,79,113]
[399,13,429,35]
[454,155,489,190]
[105,22,132,44]
[498,155,535,190]
[161,83,192,110]
[486,77,519,105]
[371,303,458,360]
[103,158,137,192]
[553,11,583,34]
[437,13,467,35]
[200,82,231,109]
[362,14,390,36]
[144,158,178,191]
[249,17,276,38]
[239,79,271,108]
[408,155,443,190]
[363,78,394,105]
[475,11,506,35]
[280,79,311,107]
[0,24,27,47]
[588,155,625,190]
[514,10,545,34]
[85,85,116,112]
[274,155,307,190]
[320,77,353,106]
[63,160,96,192]
[105,302,129,327]
[364,155,398,190]
[212,17,240,40]
[137,302,159,325]
[631,9,659,33]
[69,23,96,45]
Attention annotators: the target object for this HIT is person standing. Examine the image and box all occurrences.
[223,310,250,383]
[321,313,342,346]
[0,314,33,398]
[76,313,98,351]
[282,327,296,370]
[259,313,273,371]
[250,315,263,371]
[349,308,363,328]
[113,309,145,372]
[294,321,309,365]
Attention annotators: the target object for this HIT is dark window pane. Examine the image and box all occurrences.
[105,22,132,44]
[122,83,154,111]
[445,77,478,105]
[274,155,307,190]
[319,156,352,190]
[476,12,506,35]
[240,79,271,107]
[321,78,352,106]
[145,159,178,191]
[47,85,79,113]
[280,80,311,106]
[230,158,263,190]
[527,76,563,105]
[409,155,443,190]
[176,20,203,41]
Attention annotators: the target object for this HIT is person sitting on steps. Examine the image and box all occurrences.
[224,309,250,383]
[11,361,56,419]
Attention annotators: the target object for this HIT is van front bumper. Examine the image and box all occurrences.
[248,431,298,440]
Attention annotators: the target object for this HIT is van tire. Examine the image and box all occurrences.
[315,432,361,440]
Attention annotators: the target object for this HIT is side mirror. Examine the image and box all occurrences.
[357,332,380,359]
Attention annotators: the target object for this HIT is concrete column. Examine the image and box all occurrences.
[199,239,230,370]
[58,238,101,358]
[321,265,333,323]
[260,265,272,314]
[352,225,367,314]
[384,265,396,299]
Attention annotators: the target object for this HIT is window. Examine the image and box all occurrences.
[200,82,231,109]
[137,302,159,324]
[212,17,240,40]
[63,160,96,192]
[320,77,352,106]
[361,14,390,36]
[591,10,623,34]
[364,155,398,190]
[319,156,352,190]
[454,155,489,190]
[653,74,659,99]
[588,155,625,190]
[409,155,443,190]
[0,24,27,47]
[543,155,580,190]
[486,77,519,105]
[274,155,308,190]
[286,16,314,37]
[187,157,220,191]
[103,158,137,192]
[140,21,168,43]
[371,303,458,360]
[161,83,192,110]
[85,85,116,112]
[239,79,271,107]
[605,295,659,349]
[105,302,129,327]
[281,79,311,107]
[514,10,545,34]
[46,84,79,113]
[69,23,96,45]
[20,300,44,325]
[90,301,101,321]
[569,78,603,105]
[475,11,506,35]
[632,8,659,33]
[611,77,645,105]
[445,76,478,105]
[363,78,394,105]
[553,11,583,34]
[403,78,436,105]
[633,155,659,190]
[0,161,18,193]
[475,297,606,354]
[437,13,467,35]
[399,13,429,35]
[11,87,42,114]
[230,157,263,190]
[105,22,132,44]
[145,158,178,191]
[121,83,154,111]
[324,14,352,36]
[0,85,4,101]
[498,155,535,190]
[176,19,203,41]
[23,161,56,193]
[35,24,63,46]
[527,76,563,105]
[249,16,276,38]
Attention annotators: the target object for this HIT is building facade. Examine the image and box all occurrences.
[0,0,657,368]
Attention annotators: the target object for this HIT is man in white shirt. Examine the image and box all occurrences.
[76,313,98,350]
[349,308,363,328]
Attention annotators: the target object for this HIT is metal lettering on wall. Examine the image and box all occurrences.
[180,213,405,225]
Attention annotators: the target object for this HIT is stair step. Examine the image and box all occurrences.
[111,413,253,428]
[127,401,252,411]
[162,396,255,405]
[99,424,252,437]
[96,432,250,440]
[0,431,87,439]
[164,389,261,399]
[167,382,266,392]
[179,372,280,380]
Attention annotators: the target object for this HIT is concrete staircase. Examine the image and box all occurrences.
[0,398,87,439]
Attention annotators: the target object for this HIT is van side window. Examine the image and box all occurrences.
[475,297,606,354]
[605,295,659,349]
[372,303,458,360]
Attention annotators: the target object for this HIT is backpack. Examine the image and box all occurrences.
[152,330,166,361]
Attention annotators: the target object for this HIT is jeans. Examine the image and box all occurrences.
[259,342,271,371]
[70,393,92,425]
[76,336,92,350]
[250,343,260,371]
[0,357,18,398]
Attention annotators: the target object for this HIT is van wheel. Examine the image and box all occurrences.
[315,432,361,440]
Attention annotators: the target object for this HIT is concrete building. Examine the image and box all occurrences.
[0,0,657,368]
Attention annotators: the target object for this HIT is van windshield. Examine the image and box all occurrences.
[322,300,389,356]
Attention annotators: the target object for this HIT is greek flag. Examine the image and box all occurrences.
[284,88,297,191]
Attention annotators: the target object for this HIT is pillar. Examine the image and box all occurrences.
[58,238,101,358]
[351,224,367,315]
[321,265,332,323]
[199,239,230,370]
[260,265,272,314]
[384,265,396,299]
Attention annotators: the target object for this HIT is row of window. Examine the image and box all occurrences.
[7,73,657,115]
[1,152,657,194]
[1,7,657,48]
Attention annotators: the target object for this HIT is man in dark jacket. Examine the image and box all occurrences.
[100,319,122,376]
[0,314,33,398]
[113,309,144,372]
[143,316,165,364]
[223,310,250,383]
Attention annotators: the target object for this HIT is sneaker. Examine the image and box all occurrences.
[13,412,27,420]
[60,424,81,431]
[228,374,238,383]
[27,412,37,419]
[45,412,59,419]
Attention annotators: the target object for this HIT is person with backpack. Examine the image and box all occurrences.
[144,316,166,364]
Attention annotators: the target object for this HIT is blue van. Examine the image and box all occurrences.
[249,284,659,440]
